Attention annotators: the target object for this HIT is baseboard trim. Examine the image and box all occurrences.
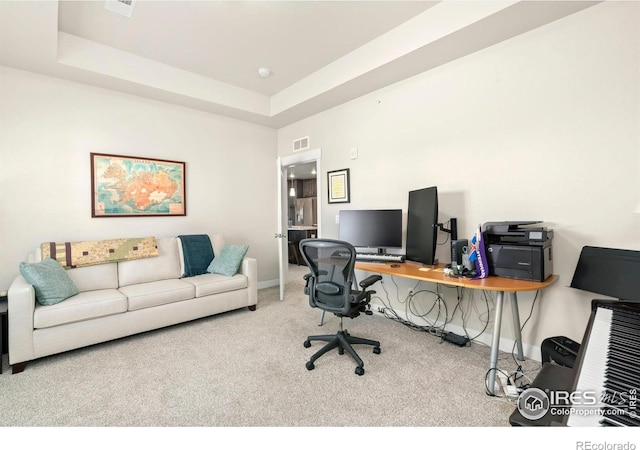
[258,279,279,290]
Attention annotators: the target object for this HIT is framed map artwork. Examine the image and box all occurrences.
[91,153,186,217]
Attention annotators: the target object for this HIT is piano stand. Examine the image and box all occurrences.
[509,363,575,426]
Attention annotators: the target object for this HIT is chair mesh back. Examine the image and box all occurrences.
[299,239,356,314]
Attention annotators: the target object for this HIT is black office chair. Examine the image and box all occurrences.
[299,238,382,375]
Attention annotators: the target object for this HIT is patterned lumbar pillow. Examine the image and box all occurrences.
[19,258,80,306]
[207,244,249,277]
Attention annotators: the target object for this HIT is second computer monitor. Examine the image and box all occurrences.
[406,186,439,265]
[338,209,402,253]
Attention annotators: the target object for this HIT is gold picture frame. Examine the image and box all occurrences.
[91,152,186,217]
[327,168,350,204]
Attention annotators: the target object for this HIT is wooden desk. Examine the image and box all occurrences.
[355,261,558,395]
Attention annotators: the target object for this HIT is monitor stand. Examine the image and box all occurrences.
[405,258,439,267]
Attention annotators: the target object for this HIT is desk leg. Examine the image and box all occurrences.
[487,291,504,396]
[510,292,524,361]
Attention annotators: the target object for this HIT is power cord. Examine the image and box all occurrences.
[375,277,448,336]
[459,289,491,341]
[484,367,512,397]
[511,290,539,367]
[376,274,493,343]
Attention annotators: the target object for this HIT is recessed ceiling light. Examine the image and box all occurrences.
[258,67,271,78]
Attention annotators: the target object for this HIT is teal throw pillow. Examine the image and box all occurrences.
[19,258,79,306]
[207,244,249,277]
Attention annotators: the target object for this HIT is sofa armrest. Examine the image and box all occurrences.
[7,275,37,365]
[239,257,258,306]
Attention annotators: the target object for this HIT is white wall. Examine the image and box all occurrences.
[277,3,640,358]
[0,67,280,291]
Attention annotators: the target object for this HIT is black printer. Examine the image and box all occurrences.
[481,221,553,282]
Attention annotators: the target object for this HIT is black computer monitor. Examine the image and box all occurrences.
[406,186,439,265]
[338,209,403,253]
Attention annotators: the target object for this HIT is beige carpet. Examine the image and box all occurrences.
[0,265,534,428]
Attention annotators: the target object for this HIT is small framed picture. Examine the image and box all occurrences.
[327,168,350,204]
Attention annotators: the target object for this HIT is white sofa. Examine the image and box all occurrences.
[7,234,257,373]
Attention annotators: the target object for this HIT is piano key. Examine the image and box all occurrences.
[568,303,640,427]
[566,306,612,427]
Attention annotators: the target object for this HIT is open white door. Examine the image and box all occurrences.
[276,157,287,301]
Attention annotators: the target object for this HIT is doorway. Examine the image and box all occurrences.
[277,149,322,300]
[287,162,317,264]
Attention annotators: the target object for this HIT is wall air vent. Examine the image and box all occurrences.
[105,0,137,18]
[293,136,309,152]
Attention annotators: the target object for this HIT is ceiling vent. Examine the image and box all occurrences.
[293,137,309,152]
[105,0,137,18]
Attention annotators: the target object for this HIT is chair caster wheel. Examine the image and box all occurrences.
[355,366,364,376]
[306,361,315,371]
[373,347,381,354]
[338,348,344,355]
[303,340,311,348]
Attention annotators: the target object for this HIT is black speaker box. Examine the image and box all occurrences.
[451,239,468,265]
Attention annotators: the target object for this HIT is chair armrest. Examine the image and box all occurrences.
[359,275,382,289]
[303,273,312,295]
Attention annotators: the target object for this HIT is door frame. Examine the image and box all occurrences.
[277,148,322,300]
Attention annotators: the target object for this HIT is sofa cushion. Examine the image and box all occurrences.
[19,258,79,306]
[118,237,181,287]
[66,263,119,292]
[182,273,248,298]
[34,289,127,328]
[207,244,248,277]
[120,279,195,311]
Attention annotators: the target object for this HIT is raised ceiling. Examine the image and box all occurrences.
[58,1,436,96]
[0,1,599,128]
